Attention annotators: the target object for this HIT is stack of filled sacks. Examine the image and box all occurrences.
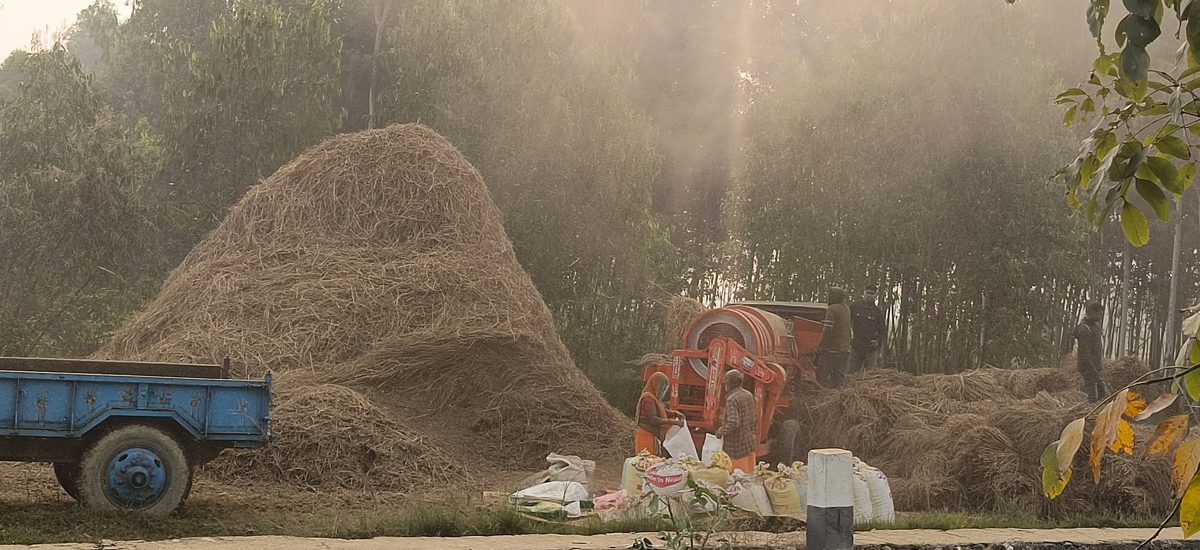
[621,451,895,523]
[852,458,895,524]
[509,454,597,518]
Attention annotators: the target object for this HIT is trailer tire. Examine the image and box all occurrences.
[773,419,801,465]
[78,425,191,516]
[182,465,194,502]
[52,462,81,501]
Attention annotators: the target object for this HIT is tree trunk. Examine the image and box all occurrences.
[1133,290,1143,359]
[898,278,908,368]
[978,291,988,369]
[1118,240,1131,356]
[1150,308,1163,367]
[1165,194,1185,363]
[1105,294,1117,356]
[369,2,393,129]
[1063,284,1082,359]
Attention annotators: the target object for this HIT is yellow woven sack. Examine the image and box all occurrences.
[686,464,730,487]
[764,474,802,517]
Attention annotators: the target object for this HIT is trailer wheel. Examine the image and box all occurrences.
[78,425,191,515]
[773,419,801,465]
[52,462,81,501]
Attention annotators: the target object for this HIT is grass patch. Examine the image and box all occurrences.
[329,506,668,538]
[857,511,1168,532]
[0,501,670,545]
[0,500,1172,545]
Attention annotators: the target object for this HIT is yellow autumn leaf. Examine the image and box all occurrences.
[1045,465,1072,499]
[1108,419,1135,455]
[1105,389,1129,448]
[1041,440,1072,499]
[1123,390,1148,418]
[1091,402,1111,483]
[1056,418,1086,475]
[1135,393,1179,421]
[1146,415,1190,458]
[1175,439,1200,498]
[1181,474,1200,537]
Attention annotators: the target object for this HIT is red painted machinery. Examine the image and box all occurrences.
[642,301,827,464]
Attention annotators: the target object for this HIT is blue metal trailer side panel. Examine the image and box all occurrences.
[16,379,72,431]
[72,380,138,430]
[0,378,13,431]
[0,371,270,444]
[207,386,268,436]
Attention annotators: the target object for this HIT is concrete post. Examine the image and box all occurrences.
[807,448,854,550]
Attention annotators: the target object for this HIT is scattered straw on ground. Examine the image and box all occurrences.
[96,124,632,490]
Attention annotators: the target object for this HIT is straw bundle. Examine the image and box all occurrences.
[97,124,633,488]
[657,295,707,351]
[788,358,1174,516]
[204,372,463,491]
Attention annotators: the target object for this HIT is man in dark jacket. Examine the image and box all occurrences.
[1072,302,1107,402]
[816,287,852,388]
[849,284,886,373]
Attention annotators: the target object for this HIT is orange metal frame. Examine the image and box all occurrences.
[641,337,822,457]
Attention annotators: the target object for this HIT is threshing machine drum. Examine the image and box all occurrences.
[682,306,792,378]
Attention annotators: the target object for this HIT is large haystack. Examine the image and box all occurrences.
[787,358,1174,518]
[98,124,632,486]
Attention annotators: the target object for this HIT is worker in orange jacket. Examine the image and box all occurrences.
[635,372,685,456]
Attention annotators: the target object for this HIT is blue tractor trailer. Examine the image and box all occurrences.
[0,357,271,515]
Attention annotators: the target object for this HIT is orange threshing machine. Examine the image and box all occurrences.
[642,301,827,464]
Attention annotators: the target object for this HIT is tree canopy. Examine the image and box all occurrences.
[0,0,1195,409]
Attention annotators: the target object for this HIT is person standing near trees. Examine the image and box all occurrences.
[1072,302,1107,403]
[816,287,853,389]
[849,283,886,373]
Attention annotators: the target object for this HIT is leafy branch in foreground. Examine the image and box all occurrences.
[1042,360,1200,541]
[636,479,742,550]
[1055,0,1200,246]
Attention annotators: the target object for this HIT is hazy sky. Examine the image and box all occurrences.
[0,0,131,57]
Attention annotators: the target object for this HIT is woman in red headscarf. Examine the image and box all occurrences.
[635,372,686,456]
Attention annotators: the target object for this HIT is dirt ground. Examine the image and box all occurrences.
[0,528,1192,550]
[0,460,554,544]
[0,451,625,509]
[2,461,1190,548]
[0,462,405,515]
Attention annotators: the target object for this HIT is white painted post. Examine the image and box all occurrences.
[807,448,854,550]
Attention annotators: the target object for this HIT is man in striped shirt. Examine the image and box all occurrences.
[716,369,758,472]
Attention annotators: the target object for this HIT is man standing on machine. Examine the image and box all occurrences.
[816,287,853,388]
[850,284,886,373]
